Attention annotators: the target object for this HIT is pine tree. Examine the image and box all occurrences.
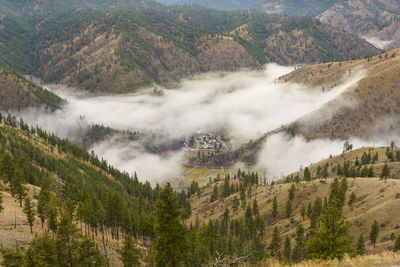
[77,237,106,267]
[348,192,356,207]
[37,181,51,229]
[303,167,311,182]
[154,183,188,267]
[232,196,239,215]
[300,205,306,220]
[270,227,280,258]
[369,220,379,248]
[305,199,353,259]
[0,247,24,267]
[394,236,400,252]
[23,233,58,266]
[11,169,27,207]
[56,206,81,267]
[380,163,390,183]
[23,197,35,234]
[118,234,143,267]
[292,224,305,263]
[288,184,295,201]
[356,235,365,255]
[283,237,291,262]
[48,194,58,233]
[0,153,14,183]
[252,199,259,215]
[272,196,278,221]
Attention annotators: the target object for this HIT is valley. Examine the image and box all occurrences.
[0,0,400,266]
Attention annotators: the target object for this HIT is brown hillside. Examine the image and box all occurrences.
[283,48,400,140]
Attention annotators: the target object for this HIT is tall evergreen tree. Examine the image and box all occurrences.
[369,220,379,248]
[0,153,14,183]
[283,237,291,263]
[23,233,58,266]
[76,237,106,267]
[305,199,353,259]
[303,167,312,182]
[356,235,365,255]
[292,224,305,263]
[272,196,278,221]
[11,169,27,207]
[23,196,35,234]
[154,183,188,267]
[118,235,143,267]
[270,227,280,258]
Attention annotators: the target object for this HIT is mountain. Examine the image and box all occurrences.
[156,0,340,16]
[284,48,400,140]
[0,65,65,111]
[0,0,379,93]
[318,0,400,50]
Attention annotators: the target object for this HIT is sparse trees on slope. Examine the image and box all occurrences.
[154,183,188,267]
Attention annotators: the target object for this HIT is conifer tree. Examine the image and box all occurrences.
[154,183,188,267]
[289,184,295,201]
[394,236,400,252]
[303,167,311,182]
[23,196,35,234]
[283,237,291,262]
[0,153,14,183]
[356,235,365,255]
[272,196,278,221]
[232,196,239,215]
[270,227,280,258]
[380,163,390,183]
[11,169,27,207]
[300,205,306,220]
[369,220,379,248]
[292,224,305,263]
[76,237,106,267]
[305,199,353,259]
[24,233,58,266]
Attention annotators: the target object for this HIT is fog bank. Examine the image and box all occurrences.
[18,64,366,183]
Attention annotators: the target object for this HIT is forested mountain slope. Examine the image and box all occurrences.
[0,0,379,93]
[0,65,65,111]
[318,0,400,50]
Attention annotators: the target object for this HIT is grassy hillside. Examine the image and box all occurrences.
[0,65,65,111]
[283,48,400,140]
[0,0,380,93]
[187,146,400,264]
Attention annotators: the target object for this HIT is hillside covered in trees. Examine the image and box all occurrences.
[0,113,400,266]
[0,0,379,93]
